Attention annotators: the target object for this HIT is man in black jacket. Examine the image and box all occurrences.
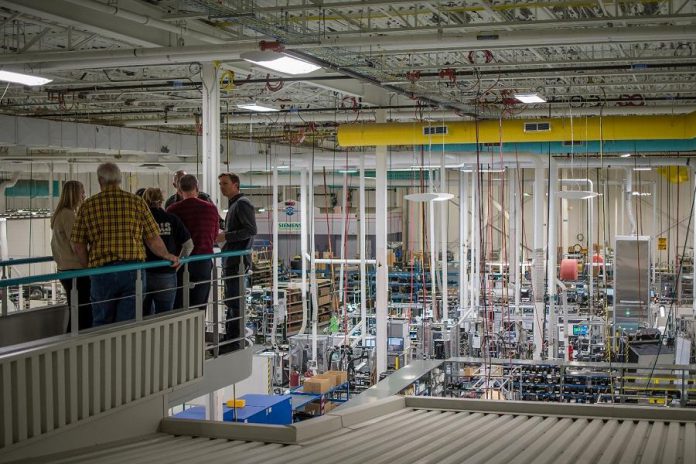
[216,172,257,351]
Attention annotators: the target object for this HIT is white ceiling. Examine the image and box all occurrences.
[0,0,695,170]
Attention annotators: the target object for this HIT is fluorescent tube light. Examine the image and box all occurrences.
[241,51,321,75]
[404,192,454,202]
[633,167,651,171]
[632,191,651,197]
[461,168,505,173]
[0,70,52,86]
[338,169,358,174]
[237,103,279,112]
[557,190,599,200]
[410,164,463,170]
[514,93,546,104]
[620,153,632,158]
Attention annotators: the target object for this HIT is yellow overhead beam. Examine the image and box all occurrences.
[336,112,696,147]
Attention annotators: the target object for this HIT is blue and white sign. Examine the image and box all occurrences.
[285,206,295,216]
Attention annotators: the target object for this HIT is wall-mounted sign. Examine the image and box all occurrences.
[658,237,667,250]
[278,222,301,233]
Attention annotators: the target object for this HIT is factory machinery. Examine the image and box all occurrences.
[241,225,696,411]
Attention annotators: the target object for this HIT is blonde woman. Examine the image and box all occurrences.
[50,180,91,330]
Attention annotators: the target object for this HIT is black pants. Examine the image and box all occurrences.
[60,275,92,331]
[174,259,212,310]
[222,260,247,351]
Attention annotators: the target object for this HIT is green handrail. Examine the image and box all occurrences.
[0,256,54,267]
[0,249,251,288]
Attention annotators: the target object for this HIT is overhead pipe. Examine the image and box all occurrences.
[121,105,696,127]
[3,155,690,179]
[318,26,696,52]
[61,0,228,44]
[1,22,694,69]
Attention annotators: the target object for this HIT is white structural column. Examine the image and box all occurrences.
[470,172,479,314]
[200,62,220,208]
[693,172,696,315]
[309,165,319,366]
[532,161,545,360]
[459,170,469,316]
[440,162,448,321]
[272,159,279,345]
[429,173,437,320]
[359,154,367,340]
[547,160,559,359]
[339,172,348,306]
[375,110,388,376]
[299,168,308,335]
[561,198,569,252]
[510,172,520,310]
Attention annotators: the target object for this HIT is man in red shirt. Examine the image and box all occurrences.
[167,174,220,310]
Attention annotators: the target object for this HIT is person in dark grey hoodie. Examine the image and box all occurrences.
[216,172,257,351]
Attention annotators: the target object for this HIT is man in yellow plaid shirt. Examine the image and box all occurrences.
[71,162,179,326]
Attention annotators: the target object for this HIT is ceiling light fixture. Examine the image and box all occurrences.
[241,51,321,75]
[632,191,652,197]
[404,192,455,202]
[620,153,632,158]
[410,164,463,170]
[514,93,546,104]
[633,167,651,171]
[237,103,279,112]
[0,70,52,86]
[461,168,505,173]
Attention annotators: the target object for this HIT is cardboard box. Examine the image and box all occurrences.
[303,377,332,394]
[460,367,477,377]
[314,373,338,388]
[304,400,337,416]
[324,370,348,385]
[318,295,331,306]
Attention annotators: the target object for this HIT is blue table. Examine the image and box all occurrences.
[172,394,293,425]
[223,394,293,425]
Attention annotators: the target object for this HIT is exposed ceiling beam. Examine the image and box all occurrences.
[3,25,694,71]
[0,0,172,47]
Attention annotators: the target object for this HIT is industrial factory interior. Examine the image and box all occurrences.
[2,1,696,463]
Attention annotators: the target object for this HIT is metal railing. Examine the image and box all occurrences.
[0,250,251,357]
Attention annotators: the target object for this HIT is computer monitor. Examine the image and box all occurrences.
[387,337,404,352]
[572,324,589,336]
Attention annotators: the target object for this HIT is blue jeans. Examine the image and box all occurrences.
[91,267,141,326]
[144,271,177,315]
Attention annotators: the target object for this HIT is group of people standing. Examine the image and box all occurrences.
[50,162,256,348]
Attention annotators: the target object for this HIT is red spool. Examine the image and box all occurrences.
[559,258,579,281]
